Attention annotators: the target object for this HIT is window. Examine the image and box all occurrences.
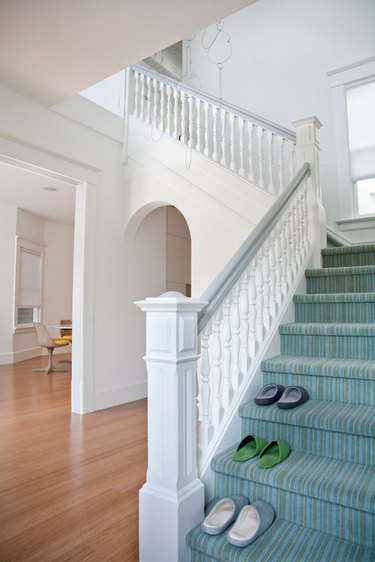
[80,70,126,117]
[346,79,375,215]
[14,238,44,330]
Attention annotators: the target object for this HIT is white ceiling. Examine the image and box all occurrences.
[0,162,76,225]
[0,0,257,224]
[0,0,257,106]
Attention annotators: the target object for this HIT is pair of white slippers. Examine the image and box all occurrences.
[201,495,275,548]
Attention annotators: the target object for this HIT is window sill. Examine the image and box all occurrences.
[13,325,35,334]
[337,215,375,232]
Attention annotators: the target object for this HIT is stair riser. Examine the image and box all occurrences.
[281,333,375,359]
[323,252,375,268]
[262,372,374,406]
[306,272,375,294]
[190,552,217,562]
[295,302,375,323]
[241,418,373,465]
[214,474,374,547]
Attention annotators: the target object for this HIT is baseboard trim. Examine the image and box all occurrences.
[93,381,147,411]
[0,347,43,365]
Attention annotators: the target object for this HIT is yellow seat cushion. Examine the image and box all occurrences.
[62,335,72,342]
[53,338,70,346]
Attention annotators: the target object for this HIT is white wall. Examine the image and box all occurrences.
[43,220,74,338]
[0,202,17,364]
[188,0,375,238]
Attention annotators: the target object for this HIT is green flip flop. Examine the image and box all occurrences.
[232,435,268,462]
[257,440,291,468]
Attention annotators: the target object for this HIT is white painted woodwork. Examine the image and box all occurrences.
[135,292,207,562]
[131,69,297,195]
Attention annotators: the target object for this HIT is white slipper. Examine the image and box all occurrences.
[227,500,275,547]
[201,495,249,536]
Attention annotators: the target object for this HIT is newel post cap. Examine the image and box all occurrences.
[135,292,208,361]
[135,291,208,313]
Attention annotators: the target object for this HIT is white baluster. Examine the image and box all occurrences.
[295,195,303,268]
[249,123,256,184]
[287,140,295,181]
[133,71,140,118]
[139,73,146,121]
[180,92,188,144]
[222,298,233,409]
[220,109,228,168]
[152,78,159,129]
[196,98,204,155]
[187,94,195,150]
[166,85,173,136]
[231,284,241,391]
[240,271,250,374]
[290,141,296,181]
[269,231,277,320]
[269,132,276,195]
[159,82,166,132]
[203,102,211,158]
[255,254,265,344]
[279,137,286,193]
[212,311,224,428]
[212,105,220,163]
[262,242,271,331]
[146,76,153,125]
[274,224,283,308]
[302,185,310,255]
[281,215,289,296]
[229,113,237,172]
[239,119,247,178]
[283,211,292,295]
[248,261,258,361]
[173,88,181,140]
[289,205,297,281]
[199,325,213,450]
[258,127,266,189]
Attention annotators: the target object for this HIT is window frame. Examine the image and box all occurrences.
[13,236,45,333]
[328,57,375,222]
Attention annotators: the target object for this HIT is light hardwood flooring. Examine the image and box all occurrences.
[0,354,147,561]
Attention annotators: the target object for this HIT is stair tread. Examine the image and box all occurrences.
[279,322,375,335]
[238,399,374,437]
[306,265,375,277]
[212,448,375,513]
[261,355,375,380]
[187,517,375,562]
[294,292,375,303]
[322,244,375,256]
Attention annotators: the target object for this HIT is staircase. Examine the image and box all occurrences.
[187,243,375,561]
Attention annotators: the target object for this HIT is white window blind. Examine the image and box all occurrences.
[347,80,375,180]
[18,249,41,308]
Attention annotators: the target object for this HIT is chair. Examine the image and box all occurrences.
[32,323,70,373]
[60,319,72,343]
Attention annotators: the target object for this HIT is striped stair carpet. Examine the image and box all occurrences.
[187,244,375,561]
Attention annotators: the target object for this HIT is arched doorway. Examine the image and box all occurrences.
[133,205,191,298]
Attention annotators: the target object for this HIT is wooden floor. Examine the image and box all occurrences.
[0,354,147,562]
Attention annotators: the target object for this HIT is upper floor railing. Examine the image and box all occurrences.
[130,65,297,195]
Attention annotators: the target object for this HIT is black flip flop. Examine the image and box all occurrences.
[254,384,285,405]
[277,386,309,409]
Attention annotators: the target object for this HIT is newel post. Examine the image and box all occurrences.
[292,116,326,267]
[135,292,208,562]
